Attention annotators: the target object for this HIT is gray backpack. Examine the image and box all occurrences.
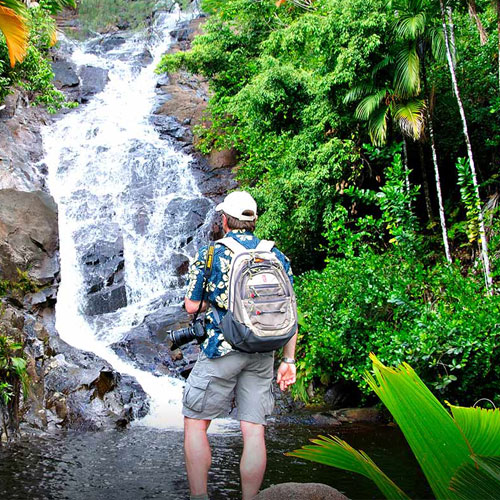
[215,237,297,353]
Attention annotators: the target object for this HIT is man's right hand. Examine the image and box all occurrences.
[276,362,296,391]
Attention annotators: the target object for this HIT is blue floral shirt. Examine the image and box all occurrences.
[185,230,294,358]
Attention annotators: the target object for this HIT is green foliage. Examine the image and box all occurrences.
[295,251,500,404]
[456,157,479,243]
[0,328,29,438]
[77,0,157,35]
[0,5,74,112]
[289,356,500,499]
[159,0,500,406]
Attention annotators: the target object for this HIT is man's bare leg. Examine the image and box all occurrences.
[184,417,212,497]
[240,420,266,500]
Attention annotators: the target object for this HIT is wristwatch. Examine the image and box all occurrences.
[281,357,295,364]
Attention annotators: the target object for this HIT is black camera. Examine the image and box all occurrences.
[167,319,207,350]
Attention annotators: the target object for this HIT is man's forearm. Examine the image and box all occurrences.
[282,331,297,359]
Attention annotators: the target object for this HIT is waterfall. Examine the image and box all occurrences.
[43,7,216,429]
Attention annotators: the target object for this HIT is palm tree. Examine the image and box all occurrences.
[439,0,493,292]
[346,0,452,262]
[391,0,452,262]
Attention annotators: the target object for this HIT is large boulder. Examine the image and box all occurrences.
[0,189,59,284]
[0,90,50,191]
[255,483,349,500]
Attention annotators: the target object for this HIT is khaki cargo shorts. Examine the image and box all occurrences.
[182,350,275,425]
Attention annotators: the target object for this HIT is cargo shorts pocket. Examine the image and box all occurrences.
[183,373,210,412]
[264,386,274,416]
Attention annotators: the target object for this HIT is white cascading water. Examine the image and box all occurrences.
[43,8,228,430]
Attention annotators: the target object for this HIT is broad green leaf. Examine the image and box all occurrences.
[0,0,25,16]
[355,89,388,121]
[394,45,420,98]
[368,106,390,146]
[450,457,500,500]
[287,434,410,500]
[448,404,500,457]
[393,99,425,140]
[365,354,472,499]
[393,12,426,40]
[0,5,28,66]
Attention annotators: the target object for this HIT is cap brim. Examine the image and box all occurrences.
[215,202,224,212]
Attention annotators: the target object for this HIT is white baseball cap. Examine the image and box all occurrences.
[215,191,258,221]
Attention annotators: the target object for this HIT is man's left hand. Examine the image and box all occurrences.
[276,362,296,391]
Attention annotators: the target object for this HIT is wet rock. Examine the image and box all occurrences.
[150,114,192,142]
[51,60,80,89]
[0,90,50,191]
[0,189,59,284]
[324,380,361,409]
[109,304,198,377]
[78,226,126,316]
[79,66,109,103]
[44,331,149,430]
[88,35,127,53]
[333,407,382,424]
[255,483,349,500]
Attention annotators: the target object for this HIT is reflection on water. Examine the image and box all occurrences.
[0,423,432,500]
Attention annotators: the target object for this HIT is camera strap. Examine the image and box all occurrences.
[193,242,215,322]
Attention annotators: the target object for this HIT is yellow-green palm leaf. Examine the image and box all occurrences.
[0,4,28,66]
[287,434,410,499]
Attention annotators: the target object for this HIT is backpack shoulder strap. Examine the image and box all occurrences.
[217,237,246,255]
[256,239,275,252]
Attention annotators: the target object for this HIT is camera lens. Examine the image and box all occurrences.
[168,326,194,350]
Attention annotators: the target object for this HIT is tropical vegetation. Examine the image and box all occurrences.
[289,355,500,499]
[0,0,76,111]
[158,0,500,405]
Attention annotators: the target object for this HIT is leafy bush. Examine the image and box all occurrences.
[295,252,500,405]
[77,0,157,34]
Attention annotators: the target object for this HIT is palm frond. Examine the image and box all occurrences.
[287,435,410,499]
[393,12,426,40]
[393,99,425,140]
[0,5,28,66]
[394,45,420,97]
[0,0,25,16]
[450,457,500,499]
[429,26,448,64]
[343,83,376,104]
[365,353,472,499]
[371,55,394,78]
[368,106,390,146]
[355,88,388,120]
[448,405,500,457]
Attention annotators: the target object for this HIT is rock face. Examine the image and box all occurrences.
[0,90,50,192]
[154,17,238,203]
[51,58,110,104]
[0,189,59,285]
[0,304,149,432]
[255,483,349,500]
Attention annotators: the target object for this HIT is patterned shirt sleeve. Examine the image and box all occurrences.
[273,248,294,285]
[186,246,208,301]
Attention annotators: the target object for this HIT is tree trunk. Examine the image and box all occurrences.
[421,54,451,262]
[441,1,493,291]
[426,105,452,263]
[467,0,488,45]
[402,138,412,210]
[497,0,500,91]
[418,142,434,222]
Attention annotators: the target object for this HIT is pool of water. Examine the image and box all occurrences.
[0,421,432,499]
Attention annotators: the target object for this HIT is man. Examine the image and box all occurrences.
[183,190,297,500]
